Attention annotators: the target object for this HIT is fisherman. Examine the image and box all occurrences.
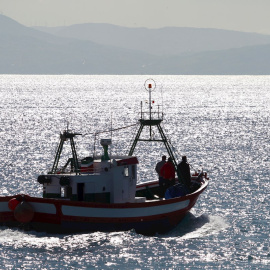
[177,156,191,188]
[160,157,175,197]
[155,155,166,196]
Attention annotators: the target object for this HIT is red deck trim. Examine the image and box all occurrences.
[117,156,139,166]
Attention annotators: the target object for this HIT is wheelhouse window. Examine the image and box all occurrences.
[124,166,129,177]
[61,187,66,198]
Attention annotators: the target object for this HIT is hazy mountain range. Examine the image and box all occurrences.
[1,14,270,74]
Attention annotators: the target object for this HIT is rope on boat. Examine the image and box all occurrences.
[84,123,138,157]
[159,120,199,173]
[83,123,138,136]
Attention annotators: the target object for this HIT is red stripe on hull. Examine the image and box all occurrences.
[0,181,208,234]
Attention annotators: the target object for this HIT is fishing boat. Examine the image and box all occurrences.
[0,81,208,235]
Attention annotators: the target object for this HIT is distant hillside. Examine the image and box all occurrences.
[2,14,270,74]
[0,15,155,74]
[142,44,270,75]
[35,24,270,56]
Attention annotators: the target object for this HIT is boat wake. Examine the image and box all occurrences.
[163,213,229,239]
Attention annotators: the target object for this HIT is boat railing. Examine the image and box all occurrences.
[140,111,164,120]
[52,164,107,175]
[80,165,104,175]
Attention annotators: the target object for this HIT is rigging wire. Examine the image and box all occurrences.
[159,121,198,172]
[84,123,138,158]
[160,121,180,161]
[83,123,137,137]
[127,121,141,153]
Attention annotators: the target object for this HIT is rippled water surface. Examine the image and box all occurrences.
[0,75,269,269]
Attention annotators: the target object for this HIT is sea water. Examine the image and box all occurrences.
[0,75,269,269]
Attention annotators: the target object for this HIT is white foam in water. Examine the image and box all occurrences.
[180,215,229,240]
[0,228,62,249]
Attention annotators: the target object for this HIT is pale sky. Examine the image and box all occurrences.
[1,0,270,34]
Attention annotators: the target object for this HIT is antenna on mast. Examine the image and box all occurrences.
[129,79,178,171]
[144,78,156,119]
[144,79,156,138]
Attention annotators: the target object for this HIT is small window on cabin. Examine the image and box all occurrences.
[124,166,129,177]
[61,187,66,198]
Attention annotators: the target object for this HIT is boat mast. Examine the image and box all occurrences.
[128,79,178,170]
[49,130,82,175]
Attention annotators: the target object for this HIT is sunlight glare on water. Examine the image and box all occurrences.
[0,75,269,269]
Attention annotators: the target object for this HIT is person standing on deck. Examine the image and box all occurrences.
[177,156,191,189]
[160,157,175,197]
[155,155,166,196]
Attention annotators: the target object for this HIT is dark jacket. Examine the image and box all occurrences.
[177,161,191,186]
